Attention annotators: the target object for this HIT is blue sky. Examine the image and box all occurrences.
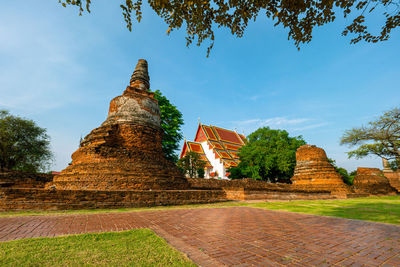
[1,1,399,171]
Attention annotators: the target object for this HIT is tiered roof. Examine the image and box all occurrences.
[180,141,213,167]
[180,123,246,168]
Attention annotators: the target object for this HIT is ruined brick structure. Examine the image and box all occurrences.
[353,168,397,195]
[51,59,189,190]
[291,145,350,196]
[0,171,53,189]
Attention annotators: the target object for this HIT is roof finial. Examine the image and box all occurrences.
[130,59,150,90]
[198,117,201,125]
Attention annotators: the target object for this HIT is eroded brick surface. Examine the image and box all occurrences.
[0,171,52,189]
[384,170,400,193]
[0,188,227,211]
[1,207,399,266]
[353,168,397,195]
[291,145,351,196]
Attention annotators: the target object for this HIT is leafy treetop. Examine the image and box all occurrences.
[235,127,306,182]
[153,90,184,163]
[341,106,400,164]
[59,0,400,56]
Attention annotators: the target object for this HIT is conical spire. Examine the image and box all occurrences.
[130,59,150,90]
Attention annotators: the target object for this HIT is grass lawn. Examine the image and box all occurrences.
[250,196,400,225]
[1,196,399,225]
[0,229,196,267]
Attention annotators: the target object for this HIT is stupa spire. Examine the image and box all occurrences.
[130,59,150,90]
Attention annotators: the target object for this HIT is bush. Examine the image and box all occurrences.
[197,168,205,178]
[328,158,355,185]
[227,167,245,179]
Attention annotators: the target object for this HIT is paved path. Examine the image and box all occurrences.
[1,207,400,266]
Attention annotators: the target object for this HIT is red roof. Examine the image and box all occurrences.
[183,123,247,169]
[213,126,244,145]
[180,140,212,168]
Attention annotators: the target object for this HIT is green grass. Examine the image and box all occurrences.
[249,196,400,225]
[0,229,196,267]
[1,196,400,225]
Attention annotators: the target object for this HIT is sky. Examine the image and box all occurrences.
[0,1,399,172]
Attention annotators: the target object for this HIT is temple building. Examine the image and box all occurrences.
[180,123,246,179]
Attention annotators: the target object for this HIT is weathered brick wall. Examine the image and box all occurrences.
[188,178,335,200]
[383,170,400,192]
[188,178,330,193]
[239,190,333,200]
[0,188,227,211]
[189,178,294,190]
[0,171,53,189]
[353,168,397,195]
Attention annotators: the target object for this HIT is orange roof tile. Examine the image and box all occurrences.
[202,125,218,141]
[223,160,238,167]
[187,141,205,154]
[213,126,243,145]
[223,143,242,151]
[209,141,225,150]
[228,151,239,159]
[215,149,233,159]
[238,134,247,143]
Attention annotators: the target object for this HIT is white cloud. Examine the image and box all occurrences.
[292,122,330,131]
[249,95,262,101]
[232,117,327,135]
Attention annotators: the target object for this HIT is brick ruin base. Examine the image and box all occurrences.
[0,171,53,189]
[0,183,336,211]
[0,188,227,211]
[1,173,394,211]
[353,168,398,195]
[383,170,400,192]
[188,178,359,201]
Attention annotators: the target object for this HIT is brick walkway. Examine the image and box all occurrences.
[1,207,400,266]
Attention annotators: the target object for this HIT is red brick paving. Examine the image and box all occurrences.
[1,207,400,266]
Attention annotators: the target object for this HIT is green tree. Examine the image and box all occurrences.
[0,110,53,173]
[60,1,400,56]
[177,151,206,178]
[237,127,306,182]
[227,166,245,179]
[340,107,400,167]
[328,158,355,185]
[153,90,184,163]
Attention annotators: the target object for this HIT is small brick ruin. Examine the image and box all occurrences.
[383,169,400,192]
[51,59,189,191]
[291,145,351,196]
[353,167,397,195]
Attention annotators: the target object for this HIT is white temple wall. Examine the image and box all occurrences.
[201,141,227,179]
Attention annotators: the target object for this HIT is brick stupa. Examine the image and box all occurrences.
[291,145,350,195]
[52,59,189,190]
